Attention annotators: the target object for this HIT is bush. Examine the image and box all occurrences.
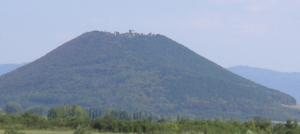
[73,125,91,134]
[4,125,25,134]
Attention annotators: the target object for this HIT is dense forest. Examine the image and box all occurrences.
[0,104,300,134]
[0,31,298,120]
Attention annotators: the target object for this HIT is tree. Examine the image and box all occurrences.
[60,104,72,118]
[176,115,182,122]
[5,102,23,114]
[253,115,264,122]
[47,108,61,119]
[244,120,256,131]
[21,112,43,128]
[159,114,167,122]
[253,115,270,123]
[26,106,46,116]
[72,105,86,118]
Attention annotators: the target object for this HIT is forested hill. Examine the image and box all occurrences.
[0,63,25,76]
[0,31,297,120]
[228,66,300,104]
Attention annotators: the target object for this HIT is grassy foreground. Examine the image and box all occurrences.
[0,130,124,134]
[0,130,205,134]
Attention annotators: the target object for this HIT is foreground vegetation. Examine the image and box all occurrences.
[1,104,300,134]
[0,130,100,134]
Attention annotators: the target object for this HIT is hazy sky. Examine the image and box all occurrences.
[1,0,300,72]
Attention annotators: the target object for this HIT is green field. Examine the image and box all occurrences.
[0,130,72,134]
[0,130,123,134]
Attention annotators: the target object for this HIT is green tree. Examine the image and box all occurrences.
[244,120,257,131]
[286,119,294,129]
[176,115,182,122]
[253,115,264,122]
[159,114,167,122]
[21,112,45,128]
[5,102,23,114]
[285,119,299,133]
[47,108,61,119]
[26,106,45,116]
[72,105,86,118]
[150,112,157,123]
[273,123,285,133]
[60,105,72,118]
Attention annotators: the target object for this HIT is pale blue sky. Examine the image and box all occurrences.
[1,0,300,72]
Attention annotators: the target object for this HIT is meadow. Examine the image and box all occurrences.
[0,130,121,134]
[0,130,73,134]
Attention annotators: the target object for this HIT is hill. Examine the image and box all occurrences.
[0,63,25,76]
[228,66,300,104]
[0,31,298,120]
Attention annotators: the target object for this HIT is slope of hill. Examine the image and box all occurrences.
[228,66,300,104]
[0,31,298,120]
[0,63,25,76]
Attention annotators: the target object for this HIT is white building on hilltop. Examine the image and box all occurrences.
[129,30,135,34]
[128,30,136,37]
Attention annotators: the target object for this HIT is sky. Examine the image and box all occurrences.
[1,0,300,72]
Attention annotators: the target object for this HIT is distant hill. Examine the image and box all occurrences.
[0,63,25,76]
[228,66,300,104]
[0,31,298,120]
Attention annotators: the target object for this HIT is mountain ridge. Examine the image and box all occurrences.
[0,63,26,76]
[228,65,300,104]
[0,31,297,120]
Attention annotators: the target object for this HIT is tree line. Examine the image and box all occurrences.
[1,103,300,134]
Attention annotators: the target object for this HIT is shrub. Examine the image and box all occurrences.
[73,125,91,134]
[4,125,25,134]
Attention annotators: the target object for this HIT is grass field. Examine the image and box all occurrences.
[0,130,124,134]
[0,130,73,134]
